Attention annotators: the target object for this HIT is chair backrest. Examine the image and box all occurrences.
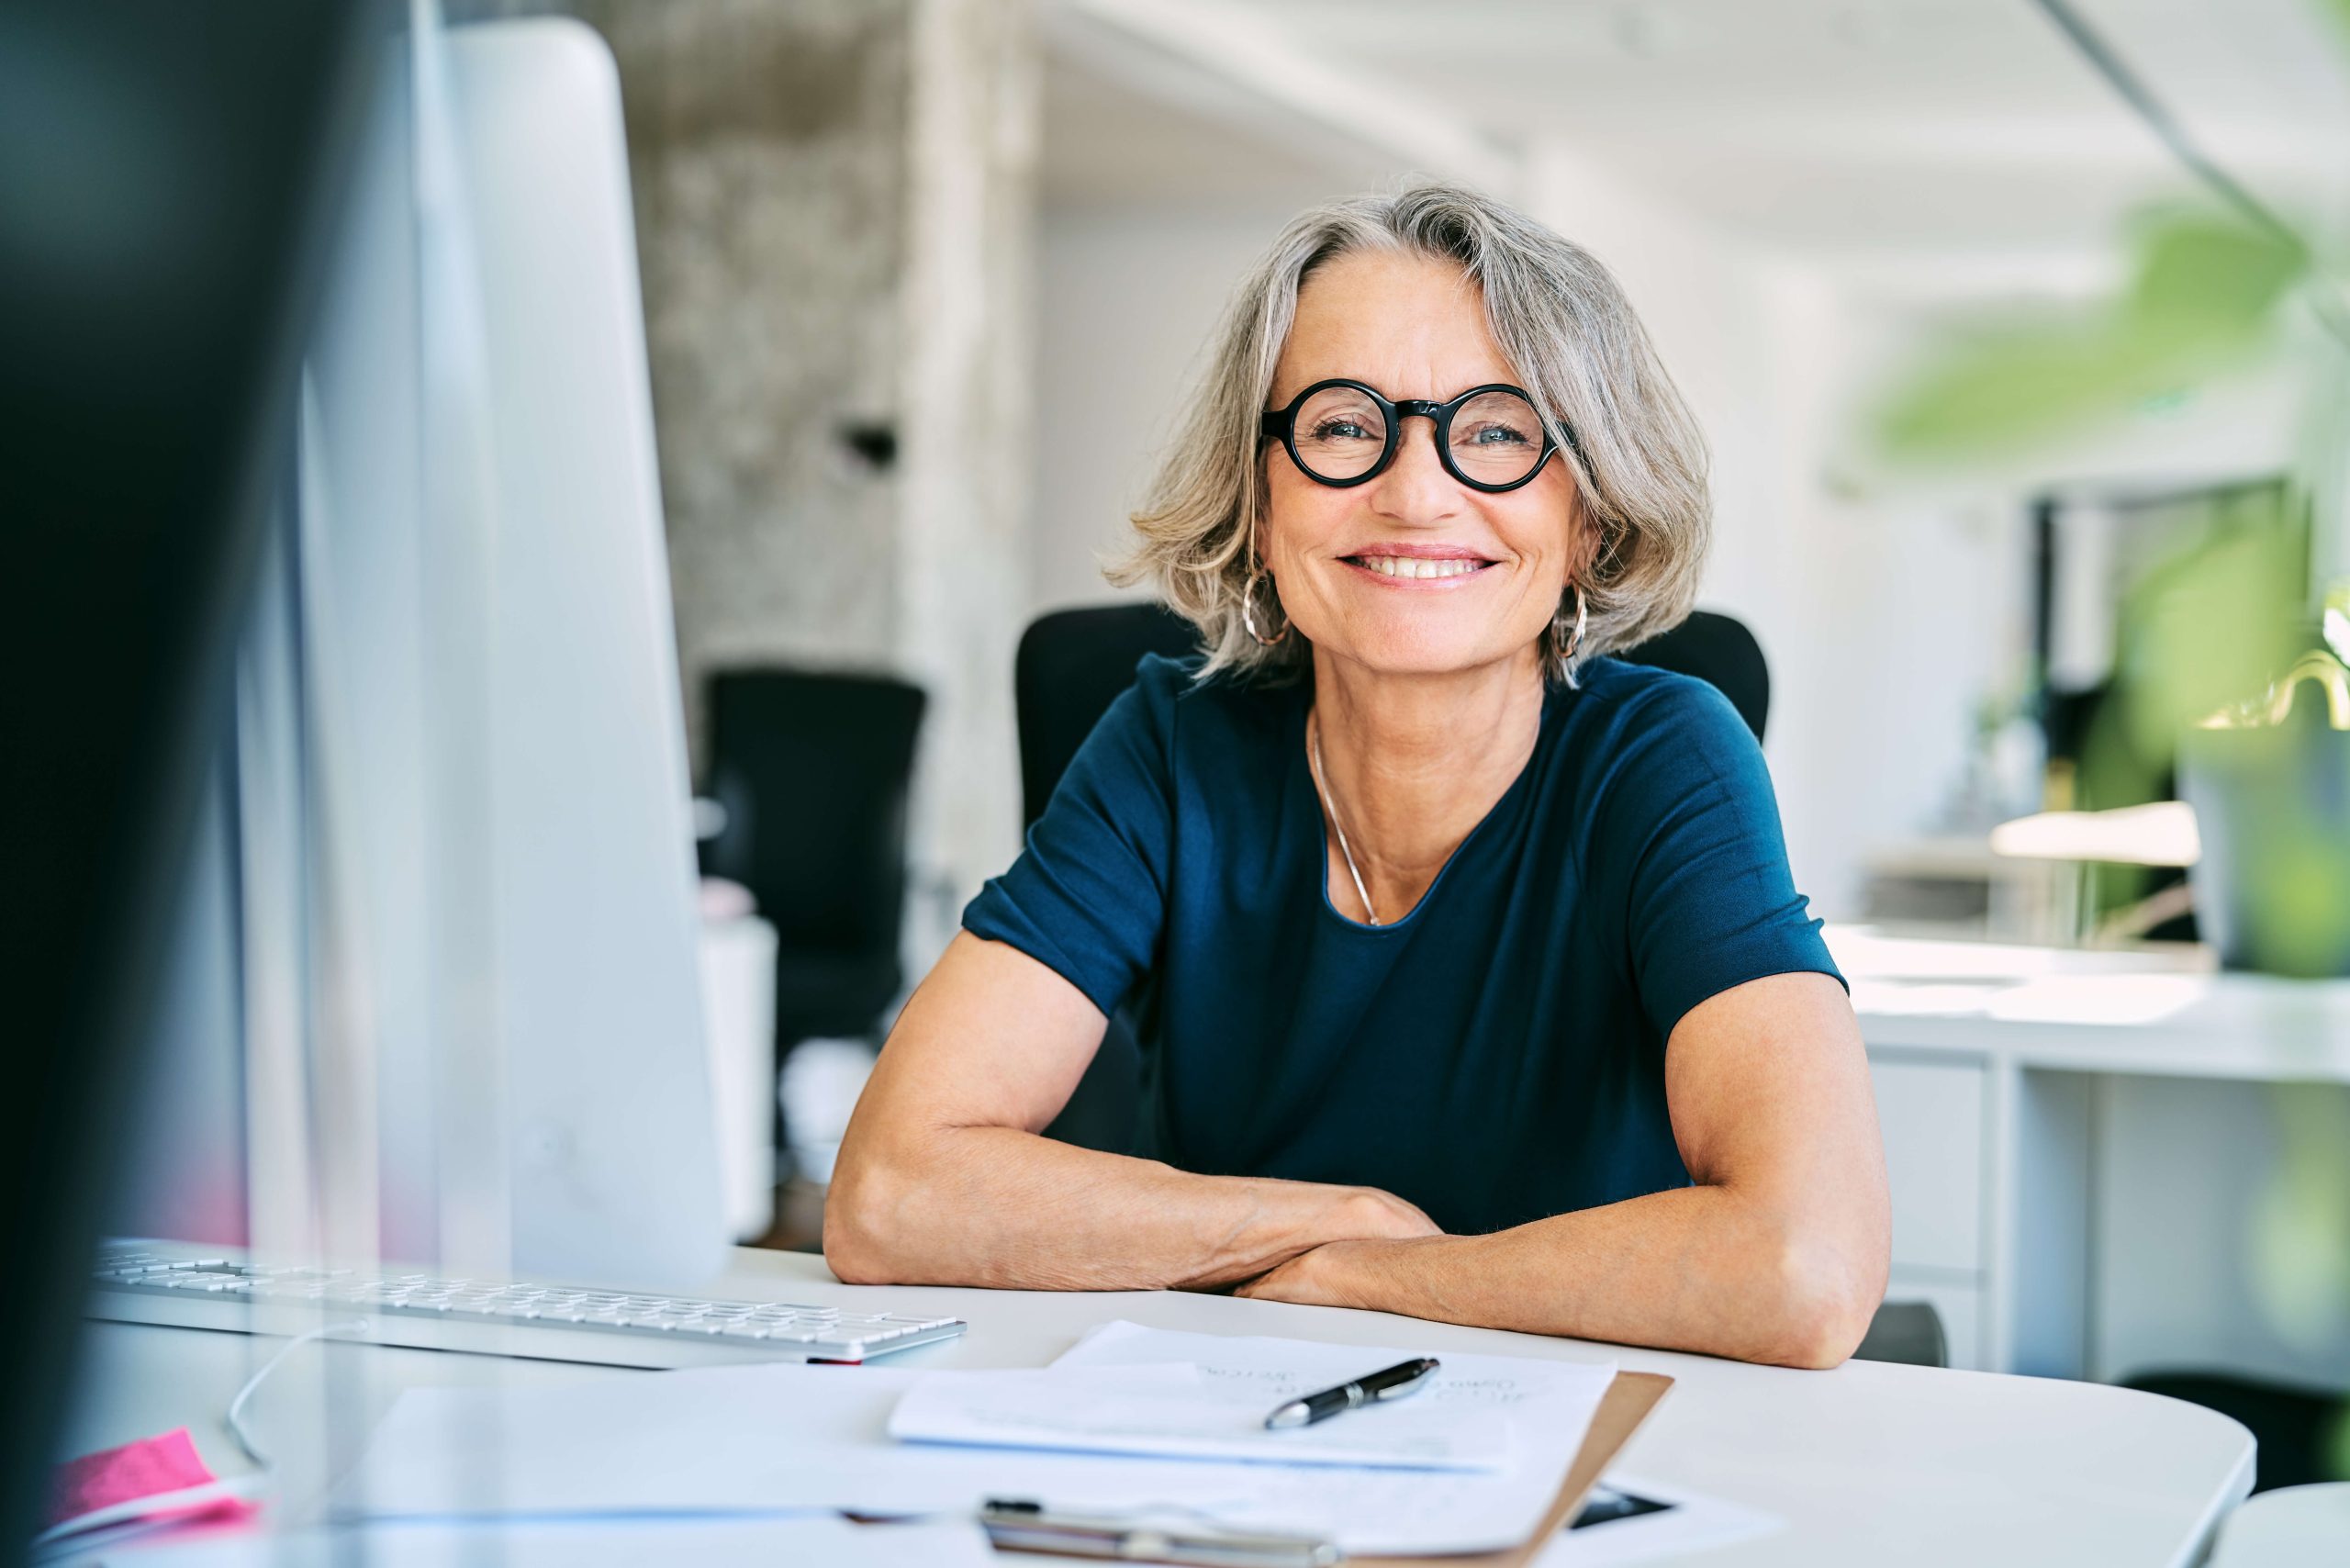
[1617,610,1771,743]
[1015,601,1202,827]
[701,668,926,963]
[1013,603,1768,821]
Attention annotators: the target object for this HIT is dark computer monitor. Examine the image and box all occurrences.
[0,0,383,1555]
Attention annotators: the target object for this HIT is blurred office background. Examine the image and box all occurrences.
[437,0,2349,932]
[72,0,2350,1504]
[427,0,2350,1219]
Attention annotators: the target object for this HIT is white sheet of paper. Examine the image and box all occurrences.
[66,1516,997,1568]
[336,1324,1616,1555]
[1053,1321,1610,1459]
[1534,1472,1783,1566]
[888,1358,1513,1471]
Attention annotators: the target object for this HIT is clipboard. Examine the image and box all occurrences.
[979,1369,1674,1566]
[1369,1370,1674,1567]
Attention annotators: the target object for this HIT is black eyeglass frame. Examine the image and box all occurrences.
[1258,378,1572,494]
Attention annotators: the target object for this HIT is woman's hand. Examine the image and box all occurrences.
[1236,1230,1448,1308]
[1231,1191,1440,1305]
[1330,1187,1443,1244]
[1221,1190,1438,1303]
[1234,1240,1363,1307]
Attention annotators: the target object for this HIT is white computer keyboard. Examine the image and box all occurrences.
[88,1248,965,1369]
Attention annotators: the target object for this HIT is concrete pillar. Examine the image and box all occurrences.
[897,0,1038,939]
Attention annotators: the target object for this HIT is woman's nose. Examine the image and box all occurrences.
[1367,416,1462,524]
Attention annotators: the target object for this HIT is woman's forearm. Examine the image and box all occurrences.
[1240,1182,1885,1369]
[825,1122,1436,1293]
[1252,977,1889,1369]
[823,935,1441,1292]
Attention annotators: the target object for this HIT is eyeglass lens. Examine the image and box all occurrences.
[1290,386,1547,487]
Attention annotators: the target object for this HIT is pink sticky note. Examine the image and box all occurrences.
[47,1428,255,1533]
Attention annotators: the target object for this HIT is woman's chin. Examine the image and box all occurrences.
[1315,630,1534,680]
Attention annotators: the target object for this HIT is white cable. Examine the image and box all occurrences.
[32,1320,369,1562]
[225,1317,373,1470]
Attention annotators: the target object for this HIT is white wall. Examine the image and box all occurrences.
[1522,142,1788,632]
[1755,280,2038,922]
[1029,200,1306,611]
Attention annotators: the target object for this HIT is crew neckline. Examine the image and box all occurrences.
[1297,685,1556,935]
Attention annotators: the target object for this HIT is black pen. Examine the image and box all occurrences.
[1262,1356,1440,1429]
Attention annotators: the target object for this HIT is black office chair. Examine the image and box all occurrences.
[1626,608,1770,743]
[1852,1301,1948,1368]
[1008,605,1195,1149]
[1015,600,1203,828]
[701,668,926,1171]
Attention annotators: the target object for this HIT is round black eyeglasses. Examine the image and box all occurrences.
[1259,379,1569,493]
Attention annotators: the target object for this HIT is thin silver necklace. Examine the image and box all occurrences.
[1307,711,1381,926]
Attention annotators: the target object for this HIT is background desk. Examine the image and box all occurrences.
[65,1249,2251,1566]
[1835,926,2350,1382]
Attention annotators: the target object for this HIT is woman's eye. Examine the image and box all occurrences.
[1311,420,1375,442]
[1464,423,1531,446]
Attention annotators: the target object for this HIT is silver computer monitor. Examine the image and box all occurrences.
[115,15,729,1290]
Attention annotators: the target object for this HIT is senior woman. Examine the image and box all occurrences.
[826,184,1888,1369]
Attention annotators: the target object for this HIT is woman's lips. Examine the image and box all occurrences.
[1340,552,1497,586]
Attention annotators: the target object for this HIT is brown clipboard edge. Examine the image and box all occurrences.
[1364,1369,1676,1568]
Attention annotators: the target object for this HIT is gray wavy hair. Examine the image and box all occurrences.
[1107,182,1710,685]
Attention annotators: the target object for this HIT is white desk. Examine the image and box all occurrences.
[65,1248,2252,1566]
[1834,926,2350,1380]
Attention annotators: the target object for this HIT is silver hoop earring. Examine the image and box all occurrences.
[1553,583,1587,665]
[1242,571,1290,646]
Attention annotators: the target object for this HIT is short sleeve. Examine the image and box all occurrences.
[960,658,1177,1015]
[1596,676,1843,1038]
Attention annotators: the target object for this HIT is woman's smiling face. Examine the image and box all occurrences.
[1259,249,1583,679]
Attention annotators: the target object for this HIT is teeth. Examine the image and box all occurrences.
[1357,555,1483,579]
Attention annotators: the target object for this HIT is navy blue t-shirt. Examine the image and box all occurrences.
[963,654,1841,1238]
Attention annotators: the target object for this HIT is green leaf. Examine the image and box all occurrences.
[2123,216,2305,354]
[2321,0,2350,50]
[1870,213,2307,463]
[2120,517,2306,745]
[1873,326,2164,456]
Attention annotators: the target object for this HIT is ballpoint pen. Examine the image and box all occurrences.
[1262,1357,1440,1429]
